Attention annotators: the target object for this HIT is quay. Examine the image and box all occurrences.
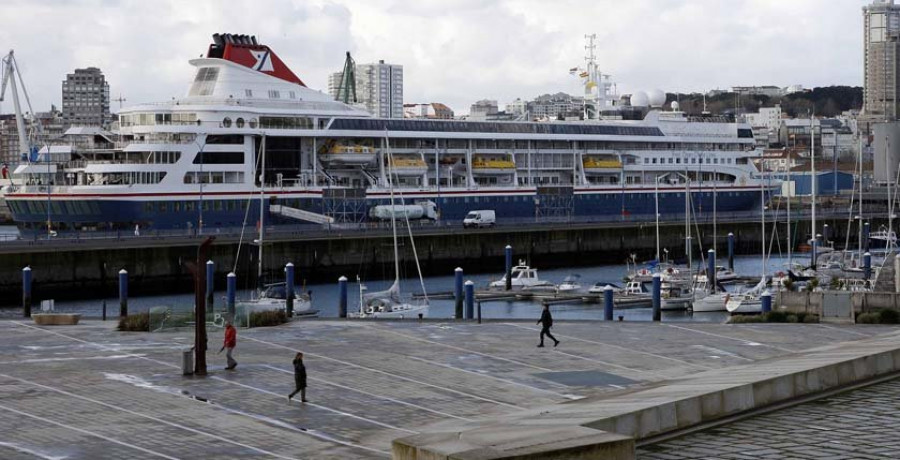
[0,209,880,306]
[1,319,900,459]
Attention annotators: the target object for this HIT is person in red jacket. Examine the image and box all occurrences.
[219,321,237,370]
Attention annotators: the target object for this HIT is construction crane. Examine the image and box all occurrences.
[1,50,40,161]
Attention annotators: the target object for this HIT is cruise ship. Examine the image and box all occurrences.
[4,34,774,234]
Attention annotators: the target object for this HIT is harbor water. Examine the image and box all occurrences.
[3,254,806,323]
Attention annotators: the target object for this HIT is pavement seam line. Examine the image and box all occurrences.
[211,375,417,433]
[0,373,297,460]
[0,402,183,460]
[663,323,797,353]
[547,349,670,378]
[365,324,557,372]
[502,323,715,370]
[243,335,523,409]
[402,355,578,397]
[262,364,473,421]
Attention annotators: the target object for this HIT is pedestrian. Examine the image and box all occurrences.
[219,320,237,369]
[536,304,559,348]
[134,224,140,237]
[287,352,308,403]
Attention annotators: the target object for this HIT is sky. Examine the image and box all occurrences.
[0,0,871,116]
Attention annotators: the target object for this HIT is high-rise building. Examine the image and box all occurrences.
[329,60,403,118]
[61,67,111,128]
[863,0,900,121]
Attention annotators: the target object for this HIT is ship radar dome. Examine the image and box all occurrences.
[631,91,649,108]
[670,101,680,111]
[648,89,666,108]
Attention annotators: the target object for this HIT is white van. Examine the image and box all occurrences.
[463,210,496,228]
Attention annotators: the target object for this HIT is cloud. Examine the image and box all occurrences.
[0,0,868,116]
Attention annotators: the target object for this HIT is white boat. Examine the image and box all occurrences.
[692,292,729,312]
[725,278,768,314]
[239,282,318,317]
[490,260,547,289]
[557,275,582,293]
[660,281,693,311]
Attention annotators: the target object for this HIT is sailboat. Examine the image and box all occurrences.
[356,135,430,319]
[238,134,317,317]
[726,166,770,314]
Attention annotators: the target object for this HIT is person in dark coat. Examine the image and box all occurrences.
[288,352,308,403]
[537,304,559,348]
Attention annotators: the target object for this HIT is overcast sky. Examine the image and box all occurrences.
[0,0,870,115]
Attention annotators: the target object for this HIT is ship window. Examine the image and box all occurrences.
[289,91,297,99]
[236,118,245,128]
[268,90,280,99]
[249,118,258,128]
[222,117,232,128]
[245,89,253,97]
[193,151,244,164]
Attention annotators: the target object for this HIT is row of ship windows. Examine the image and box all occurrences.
[244,89,298,99]
[644,157,736,165]
[10,201,102,216]
[143,200,247,213]
[182,172,245,184]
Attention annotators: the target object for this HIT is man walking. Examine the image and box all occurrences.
[219,321,237,370]
[288,352,308,403]
[537,304,559,348]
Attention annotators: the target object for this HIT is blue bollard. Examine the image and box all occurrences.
[811,240,818,268]
[761,290,772,313]
[707,249,716,291]
[226,272,236,319]
[22,266,32,318]
[864,222,871,252]
[454,267,464,319]
[727,232,735,271]
[285,263,295,317]
[652,274,661,322]
[338,276,348,318]
[505,245,513,291]
[464,280,474,320]
[823,225,830,245]
[864,252,872,280]
[118,269,128,317]
[205,260,215,312]
[603,285,614,321]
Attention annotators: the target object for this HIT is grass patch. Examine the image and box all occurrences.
[118,312,150,331]
[729,311,819,324]
[249,310,288,328]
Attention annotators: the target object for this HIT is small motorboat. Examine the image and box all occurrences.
[557,275,582,293]
[490,260,548,289]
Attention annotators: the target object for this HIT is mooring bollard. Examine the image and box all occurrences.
[708,249,716,289]
[652,273,661,322]
[464,280,474,320]
[727,232,735,271]
[477,301,482,324]
[226,272,236,319]
[823,224,830,244]
[205,260,215,313]
[505,245,513,291]
[338,276,348,318]
[118,268,128,317]
[102,299,107,321]
[285,262,295,317]
[864,222,871,252]
[454,267,464,319]
[603,285,614,321]
[864,252,872,280]
[22,266,32,318]
[761,290,772,313]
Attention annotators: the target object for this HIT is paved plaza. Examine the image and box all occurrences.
[0,318,896,459]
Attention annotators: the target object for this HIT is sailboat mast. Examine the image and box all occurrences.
[385,136,401,287]
[257,134,266,286]
[786,148,792,267]
[811,114,817,245]
[761,168,767,279]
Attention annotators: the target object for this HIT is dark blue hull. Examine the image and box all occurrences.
[7,187,766,233]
